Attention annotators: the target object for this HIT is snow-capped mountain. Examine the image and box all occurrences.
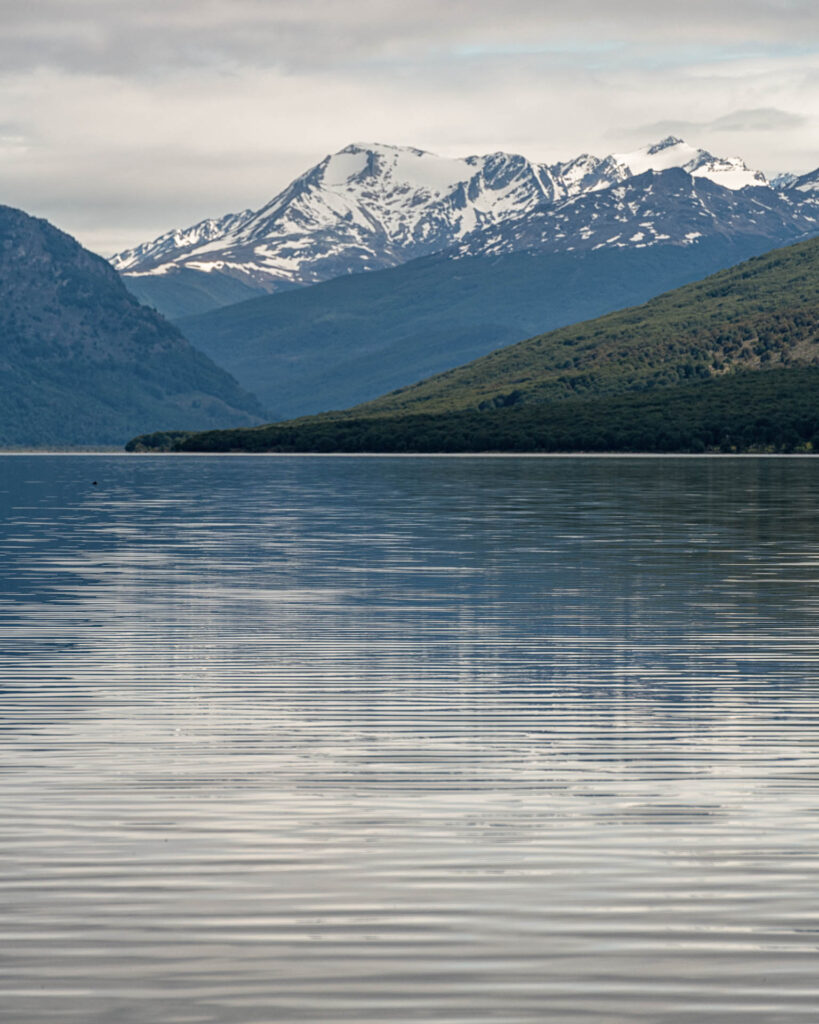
[113,142,622,288]
[611,137,767,190]
[113,137,818,306]
[457,167,818,259]
[788,168,819,194]
[114,210,253,274]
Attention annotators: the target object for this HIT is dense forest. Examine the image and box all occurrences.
[127,366,819,454]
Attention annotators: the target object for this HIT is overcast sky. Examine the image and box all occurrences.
[1,0,817,255]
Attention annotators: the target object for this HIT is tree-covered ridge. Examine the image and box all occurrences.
[349,236,819,418]
[127,366,819,455]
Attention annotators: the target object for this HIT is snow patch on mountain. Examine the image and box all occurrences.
[612,137,767,190]
[112,210,253,273]
[455,168,817,260]
[111,138,816,294]
[790,169,819,194]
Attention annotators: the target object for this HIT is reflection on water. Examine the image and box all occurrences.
[1,454,818,1023]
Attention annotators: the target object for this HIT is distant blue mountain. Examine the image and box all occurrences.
[176,234,789,421]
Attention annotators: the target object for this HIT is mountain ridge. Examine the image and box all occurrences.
[0,204,264,447]
[113,137,817,317]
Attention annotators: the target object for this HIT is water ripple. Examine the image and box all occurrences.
[1,454,818,1023]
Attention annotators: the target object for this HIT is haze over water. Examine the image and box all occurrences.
[1,454,818,1023]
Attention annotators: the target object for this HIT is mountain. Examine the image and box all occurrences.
[350,235,819,417]
[176,233,783,421]
[455,167,816,258]
[113,137,818,318]
[0,204,264,447]
[123,266,270,320]
[112,142,625,283]
[611,137,767,189]
[126,236,819,453]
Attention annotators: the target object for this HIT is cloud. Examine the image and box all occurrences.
[637,107,808,137]
[0,2,815,254]
[709,108,807,132]
[0,0,816,76]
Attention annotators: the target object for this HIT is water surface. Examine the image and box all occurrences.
[1,455,818,1023]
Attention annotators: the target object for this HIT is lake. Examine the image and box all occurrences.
[1,454,818,1023]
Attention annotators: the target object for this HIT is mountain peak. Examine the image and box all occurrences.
[612,138,766,190]
[648,136,686,153]
[321,142,480,194]
[345,141,427,156]
[111,136,800,297]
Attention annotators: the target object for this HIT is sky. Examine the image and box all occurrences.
[0,0,817,256]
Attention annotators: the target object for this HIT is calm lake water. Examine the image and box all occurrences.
[1,454,818,1023]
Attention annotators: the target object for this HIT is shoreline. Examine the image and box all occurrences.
[2,450,819,460]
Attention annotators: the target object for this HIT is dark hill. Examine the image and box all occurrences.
[128,237,819,454]
[0,205,264,447]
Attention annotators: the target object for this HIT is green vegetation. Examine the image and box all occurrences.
[352,236,819,418]
[0,204,263,447]
[127,236,819,455]
[127,366,819,454]
[175,238,771,420]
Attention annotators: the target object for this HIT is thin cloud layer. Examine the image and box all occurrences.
[0,1,815,253]
[1,0,817,74]
[640,108,808,136]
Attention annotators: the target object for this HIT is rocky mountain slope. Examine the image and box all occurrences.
[455,168,815,258]
[113,137,818,318]
[0,205,263,447]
